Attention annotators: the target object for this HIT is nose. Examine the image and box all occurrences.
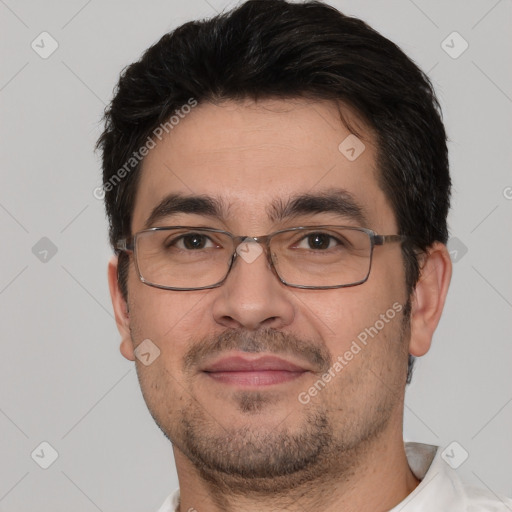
[211,241,295,331]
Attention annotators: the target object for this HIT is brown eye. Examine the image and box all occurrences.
[306,233,332,250]
[164,233,215,250]
[294,232,341,250]
[181,233,209,249]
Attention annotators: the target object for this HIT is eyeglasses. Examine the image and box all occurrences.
[116,225,406,291]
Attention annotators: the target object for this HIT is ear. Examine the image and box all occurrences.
[409,242,452,357]
[108,255,135,361]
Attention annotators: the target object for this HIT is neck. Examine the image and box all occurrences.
[172,420,420,512]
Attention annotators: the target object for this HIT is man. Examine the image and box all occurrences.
[97,1,511,510]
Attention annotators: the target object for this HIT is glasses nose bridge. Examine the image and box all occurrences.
[232,233,273,249]
[231,233,276,269]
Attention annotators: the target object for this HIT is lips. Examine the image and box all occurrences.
[203,355,306,372]
[201,355,309,386]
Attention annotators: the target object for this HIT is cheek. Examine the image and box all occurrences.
[128,295,194,407]
[128,266,212,345]
[315,295,408,398]
[134,357,189,433]
[305,282,407,358]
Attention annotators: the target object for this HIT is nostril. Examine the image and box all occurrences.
[219,315,244,330]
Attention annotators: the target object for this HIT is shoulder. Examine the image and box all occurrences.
[465,485,512,511]
[155,489,179,512]
[400,442,512,511]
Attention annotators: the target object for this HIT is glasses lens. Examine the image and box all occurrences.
[135,228,233,289]
[133,226,372,290]
[271,227,372,288]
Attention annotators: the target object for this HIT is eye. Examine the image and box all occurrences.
[296,233,340,250]
[171,233,216,250]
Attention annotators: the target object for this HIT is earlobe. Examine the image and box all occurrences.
[409,242,452,357]
[107,255,135,361]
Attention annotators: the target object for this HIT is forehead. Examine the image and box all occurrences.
[132,98,395,233]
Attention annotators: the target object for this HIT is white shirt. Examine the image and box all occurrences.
[156,442,512,511]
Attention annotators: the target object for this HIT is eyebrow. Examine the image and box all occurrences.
[267,189,368,226]
[143,194,228,229]
[143,188,367,229]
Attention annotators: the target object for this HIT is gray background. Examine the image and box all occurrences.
[0,0,511,510]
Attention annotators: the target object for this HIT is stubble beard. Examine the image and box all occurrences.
[140,318,411,495]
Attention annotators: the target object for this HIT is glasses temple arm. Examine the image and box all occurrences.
[374,234,408,245]
[115,238,134,252]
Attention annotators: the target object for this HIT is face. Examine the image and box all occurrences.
[115,98,414,490]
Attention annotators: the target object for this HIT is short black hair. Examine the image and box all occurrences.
[97,0,451,384]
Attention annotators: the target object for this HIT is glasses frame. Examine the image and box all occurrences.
[116,225,407,291]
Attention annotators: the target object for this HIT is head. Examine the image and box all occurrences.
[98,0,451,492]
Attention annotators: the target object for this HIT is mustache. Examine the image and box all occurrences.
[183,328,332,373]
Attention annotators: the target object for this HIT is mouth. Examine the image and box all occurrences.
[201,354,311,387]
